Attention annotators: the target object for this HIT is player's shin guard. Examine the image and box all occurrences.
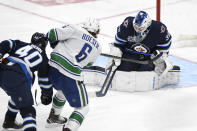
[52,91,66,115]
[63,105,89,131]
[2,99,23,130]
[20,106,36,131]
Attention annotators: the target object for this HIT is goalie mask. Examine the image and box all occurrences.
[31,32,48,49]
[82,17,100,38]
[133,11,152,34]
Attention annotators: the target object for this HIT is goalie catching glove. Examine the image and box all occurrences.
[151,50,173,77]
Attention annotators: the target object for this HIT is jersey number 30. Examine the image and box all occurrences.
[75,43,92,62]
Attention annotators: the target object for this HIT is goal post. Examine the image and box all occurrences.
[156,0,161,21]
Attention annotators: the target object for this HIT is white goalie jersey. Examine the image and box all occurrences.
[48,24,102,81]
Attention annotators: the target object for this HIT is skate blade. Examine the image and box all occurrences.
[45,122,65,128]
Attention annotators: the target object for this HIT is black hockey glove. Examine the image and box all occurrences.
[41,88,53,105]
[49,41,58,49]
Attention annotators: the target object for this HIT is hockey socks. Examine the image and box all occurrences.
[20,106,37,131]
[2,99,23,130]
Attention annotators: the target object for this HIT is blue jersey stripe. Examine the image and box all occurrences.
[8,57,32,88]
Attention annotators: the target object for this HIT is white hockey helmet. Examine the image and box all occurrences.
[82,17,100,37]
[133,11,152,33]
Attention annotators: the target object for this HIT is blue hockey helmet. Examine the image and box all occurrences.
[133,11,152,33]
[31,32,48,49]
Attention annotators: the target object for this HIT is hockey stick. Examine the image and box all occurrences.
[34,89,38,106]
[100,53,163,65]
[95,61,116,97]
[87,61,116,98]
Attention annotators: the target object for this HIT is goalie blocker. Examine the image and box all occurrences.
[83,65,180,92]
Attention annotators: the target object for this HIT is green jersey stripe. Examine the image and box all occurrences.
[51,53,82,75]
[49,29,57,42]
[77,81,86,106]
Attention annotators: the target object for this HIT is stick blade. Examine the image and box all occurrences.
[96,91,105,97]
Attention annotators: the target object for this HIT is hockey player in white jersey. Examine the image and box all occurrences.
[45,18,101,131]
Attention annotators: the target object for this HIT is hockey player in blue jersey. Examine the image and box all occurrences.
[108,10,173,76]
[0,32,53,131]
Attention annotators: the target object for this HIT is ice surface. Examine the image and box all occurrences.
[0,0,197,131]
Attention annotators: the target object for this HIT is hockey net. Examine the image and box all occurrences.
[157,0,197,49]
[172,35,197,49]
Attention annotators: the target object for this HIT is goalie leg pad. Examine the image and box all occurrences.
[158,65,180,87]
[112,66,180,92]
[83,66,106,87]
[83,65,180,93]
[112,71,159,92]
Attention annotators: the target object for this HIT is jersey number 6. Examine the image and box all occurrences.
[75,43,92,62]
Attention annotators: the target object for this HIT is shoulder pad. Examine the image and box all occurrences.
[122,17,134,28]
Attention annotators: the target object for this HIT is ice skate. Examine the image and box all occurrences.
[45,109,67,128]
[62,127,71,131]
[2,120,23,130]
[62,124,71,131]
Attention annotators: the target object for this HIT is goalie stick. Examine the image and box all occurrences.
[88,52,163,97]
[100,53,163,65]
[95,61,116,97]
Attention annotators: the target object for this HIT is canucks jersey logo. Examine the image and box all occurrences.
[131,43,150,53]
